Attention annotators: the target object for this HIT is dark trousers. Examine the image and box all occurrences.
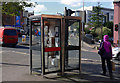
[101,57,112,74]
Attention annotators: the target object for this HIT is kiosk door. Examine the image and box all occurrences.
[64,19,81,71]
[30,20,42,73]
[41,18,62,74]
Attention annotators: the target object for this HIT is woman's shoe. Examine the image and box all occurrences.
[101,73,106,76]
[109,73,113,79]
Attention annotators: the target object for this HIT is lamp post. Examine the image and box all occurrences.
[82,0,84,47]
[0,2,2,26]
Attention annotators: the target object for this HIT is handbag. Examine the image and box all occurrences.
[99,42,112,59]
[98,42,105,56]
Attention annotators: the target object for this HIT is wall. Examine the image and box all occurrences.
[2,14,15,26]
[114,2,120,43]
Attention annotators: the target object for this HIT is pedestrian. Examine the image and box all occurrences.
[99,35,113,79]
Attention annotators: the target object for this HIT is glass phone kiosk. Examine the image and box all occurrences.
[30,14,82,75]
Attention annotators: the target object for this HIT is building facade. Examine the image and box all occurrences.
[113,0,120,44]
[75,6,114,25]
[2,11,24,29]
[22,10,28,32]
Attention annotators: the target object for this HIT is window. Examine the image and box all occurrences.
[88,15,91,18]
[6,17,11,23]
[4,29,17,36]
[111,16,113,20]
[88,19,91,22]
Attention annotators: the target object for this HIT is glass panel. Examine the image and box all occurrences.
[65,50,79,70]
[67,20,79,46]
[44,19,61,72]
[32,26,41,47]
[65,19,80,70]
[32,50,41,72]
[31,21,41,72]
[45,51,60,72]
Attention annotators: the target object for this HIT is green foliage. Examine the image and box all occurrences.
[90,28,98,37]
[90,27,112,41]
[96,36,101,41]
[103,21,113,37]
[88,2,104,29]
[104,21,113,29]
[71,22,79,32]
[84,26,90,34]
[102,27,112,36]
[95,27,101,36]
[2,1,36,16]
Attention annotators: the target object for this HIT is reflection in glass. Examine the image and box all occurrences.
[68,21,79,46]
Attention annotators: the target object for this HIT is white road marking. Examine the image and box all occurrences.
[81,48,88,51]
[81,58,100,62]
[2,50,29,55]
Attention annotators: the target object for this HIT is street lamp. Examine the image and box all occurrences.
[0,2,2,26]
[82,0,84,32]
[81,0,84,47]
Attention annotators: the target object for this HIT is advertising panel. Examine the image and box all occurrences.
[16,16,20,25]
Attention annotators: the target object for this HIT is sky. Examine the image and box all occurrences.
[25,0,114,15]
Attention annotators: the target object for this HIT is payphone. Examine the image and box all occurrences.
[30,14,82,75]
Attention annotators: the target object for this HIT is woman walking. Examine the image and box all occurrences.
[99,35,113,79]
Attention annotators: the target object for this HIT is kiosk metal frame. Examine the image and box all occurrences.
[30,14,82,75]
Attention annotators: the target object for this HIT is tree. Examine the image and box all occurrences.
[2,1,37,16]
[104,21,113,29]
[103,21,113,37]
[102,27,112,37]
[88,2,104,29]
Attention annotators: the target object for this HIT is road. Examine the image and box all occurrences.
[0,36,120,81]
[1,43,120,81]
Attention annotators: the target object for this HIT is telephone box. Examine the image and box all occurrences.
[29,14,82,75]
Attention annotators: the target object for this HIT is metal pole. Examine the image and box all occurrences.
[0,2,2,26]
[41,17,45,75]
[64,7,67,16]
[79,21,81,74]
[82,0,84,47]
[30,20,32,75]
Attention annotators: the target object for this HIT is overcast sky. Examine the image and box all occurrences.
[25,0,114,15]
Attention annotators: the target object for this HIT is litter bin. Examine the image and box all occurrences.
[22,35,26,42]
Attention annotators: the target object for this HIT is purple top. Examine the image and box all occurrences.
[103,35,112,55]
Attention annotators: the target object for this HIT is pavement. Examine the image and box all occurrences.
[2,37,119,82]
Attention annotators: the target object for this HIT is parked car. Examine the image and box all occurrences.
[85,34,94,44]
[0,27,18,47]
[112,47,120,61]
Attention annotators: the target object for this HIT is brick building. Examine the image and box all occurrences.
[113,0,120,44]
[2,10,30,30]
